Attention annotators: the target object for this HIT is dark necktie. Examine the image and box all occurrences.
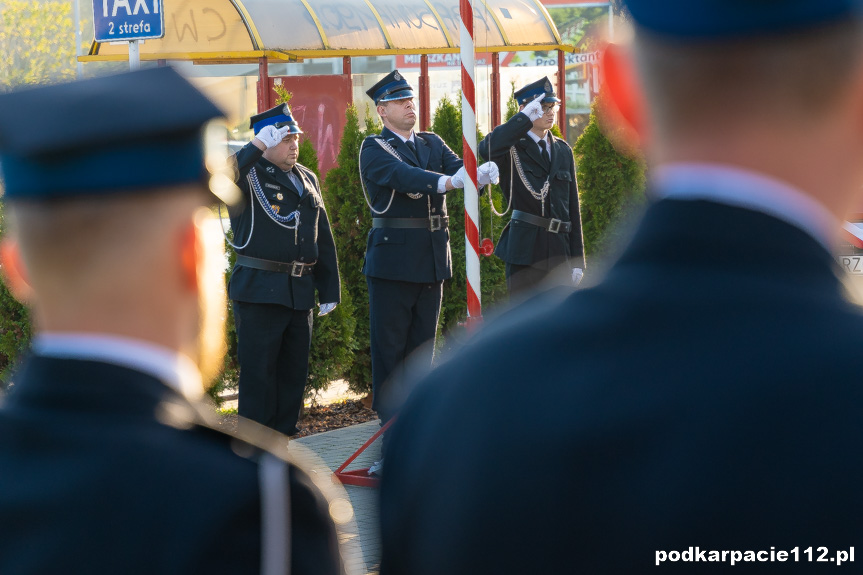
[539,139,550,167]
[405,139,419,164]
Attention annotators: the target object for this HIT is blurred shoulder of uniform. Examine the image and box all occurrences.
[552,133,572,148]
[157,395,321,475]
[295,163,319,184]
[416,131,444,144]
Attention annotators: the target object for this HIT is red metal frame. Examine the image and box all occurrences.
[420,54,431,131]
[333,418,397,488]
[257,56,271,112]
[557,49,566,140]
[491,52,501,128]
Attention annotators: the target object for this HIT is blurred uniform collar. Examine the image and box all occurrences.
[651,162,839,251]
[390,131,415,144]
[32,333,204,400]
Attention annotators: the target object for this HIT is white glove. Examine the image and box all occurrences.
[449,166,466,189]
[318,302,337,316]
[572,268,584,286]
[254,125,290,149]
[522,94,545,122]
[477,162,500,186]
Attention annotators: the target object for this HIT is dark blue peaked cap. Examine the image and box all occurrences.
[513,76,560,106]
[250,103,303,135]
[0,67,224,201]
[366,70,414,104]
[624,0,863,38]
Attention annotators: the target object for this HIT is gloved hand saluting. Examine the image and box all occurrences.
[522,94,546,122]
[318,302,337,316]
[572,268,584,286]
[449,166,467,190]
[254,125,290,149]
[478,162,500,186]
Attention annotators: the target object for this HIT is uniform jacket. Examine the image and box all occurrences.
[228,143,340,310]
[380,199,863,574]
[479,112,585,270]
[0,356,345,575]
[360,127,463,283]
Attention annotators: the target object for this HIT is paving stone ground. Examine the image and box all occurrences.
[292,420,383,575]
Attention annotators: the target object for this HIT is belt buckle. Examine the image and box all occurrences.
[429,215,442,232]
[291,262,303,277]
[547,218,561,234]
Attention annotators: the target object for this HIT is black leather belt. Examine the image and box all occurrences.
[372,216,449,232]
[511,210,572,234]
[236,255,315,277]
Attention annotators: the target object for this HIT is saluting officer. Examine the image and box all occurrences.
[360,70,498,448]
[228,104,340,436]
[0,68,346,574]
[479,77,586,296]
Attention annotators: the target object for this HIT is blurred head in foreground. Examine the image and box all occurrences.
[0,67,233,387]
[604,0,863,223]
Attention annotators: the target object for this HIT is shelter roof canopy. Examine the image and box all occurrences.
[83,0,569,62]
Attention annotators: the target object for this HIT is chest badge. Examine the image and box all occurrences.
[276,193,284,200]
[271,204,280,214]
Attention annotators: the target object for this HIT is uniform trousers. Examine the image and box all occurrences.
[367,276,443,429]
[234,300,313,435]
[505,263,552,296]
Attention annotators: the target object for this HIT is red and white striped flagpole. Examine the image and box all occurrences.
[460,0,482,326]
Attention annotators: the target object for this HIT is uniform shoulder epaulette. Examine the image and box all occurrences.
[294,162,314,177]
[417,131,441,141]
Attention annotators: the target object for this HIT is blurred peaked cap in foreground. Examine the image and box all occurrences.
[0,66,230,202]
[623,0,863,39]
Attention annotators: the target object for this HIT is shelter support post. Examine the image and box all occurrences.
[420,54,431,131]
[491,52,501,128]
[343,56,351,76]
[257,56,270,113]
[557,49,566,140]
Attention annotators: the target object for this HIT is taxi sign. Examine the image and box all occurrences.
[94,0,165,43]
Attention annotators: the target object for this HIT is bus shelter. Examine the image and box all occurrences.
[80,0,577,136]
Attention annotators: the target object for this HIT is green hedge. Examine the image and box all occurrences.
[0,204,31,393]
[574,95,647,257]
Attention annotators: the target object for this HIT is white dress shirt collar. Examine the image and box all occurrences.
[391,130,415,144]
[31,333,204,400]
[651,162,839,251]
[526,130,552,154]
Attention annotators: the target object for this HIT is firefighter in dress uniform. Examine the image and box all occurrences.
[479,77,586,296]
[359,70,499,464]
[228,104,340,436]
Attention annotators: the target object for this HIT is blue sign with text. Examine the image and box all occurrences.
[93,0,165,42]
